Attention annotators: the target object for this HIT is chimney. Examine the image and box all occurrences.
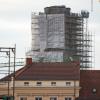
[26,58,32,65]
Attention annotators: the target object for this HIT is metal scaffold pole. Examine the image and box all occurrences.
[8,49,10,96]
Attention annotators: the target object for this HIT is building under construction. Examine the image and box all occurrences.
[26,6,92,68]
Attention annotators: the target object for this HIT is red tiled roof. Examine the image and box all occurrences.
[15,62,80,80]
[0,67,25,81]
[1,61,80,81]
[80,70,100,99]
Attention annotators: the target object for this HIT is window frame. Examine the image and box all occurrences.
[36,82,42,86]
[65,97,72,100]
[50,96,57,100]
[19,96,27,100]
[51,82,56,86]
[66,82,71,86]
[24,82,29,86]
[35,96,42,100]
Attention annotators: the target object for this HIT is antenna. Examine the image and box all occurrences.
[91,0,93,12]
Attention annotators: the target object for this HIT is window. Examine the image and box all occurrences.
[50,97,57,100]
[35,97,42,100]
[24,82,29,86]
[36,82,42,86]
[65,97,72,100]
[20,97,27,100]
[66,82,71,86]
[51,82,56,86]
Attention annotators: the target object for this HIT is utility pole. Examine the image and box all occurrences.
[0,46,16,99]
[13,45,16,100]
[8,50,10,96]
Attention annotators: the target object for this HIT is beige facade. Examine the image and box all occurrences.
[0,60,80,100]
[0,80,80,100]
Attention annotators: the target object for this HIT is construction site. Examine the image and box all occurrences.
[0,4,98,100]
[26,6,92,69]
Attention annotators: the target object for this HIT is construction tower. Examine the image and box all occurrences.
[26,6,92,68]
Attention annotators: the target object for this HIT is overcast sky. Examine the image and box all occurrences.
[0,0,100,69]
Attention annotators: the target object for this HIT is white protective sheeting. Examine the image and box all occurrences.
[29,13,65,62]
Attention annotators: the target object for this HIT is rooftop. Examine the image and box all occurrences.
[1,61,80,81]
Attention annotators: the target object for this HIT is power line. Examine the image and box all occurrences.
[0,46,16,99]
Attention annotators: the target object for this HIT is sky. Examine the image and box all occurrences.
[0,0,100,69]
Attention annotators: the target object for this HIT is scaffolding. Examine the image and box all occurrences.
[28,6,93,69]
[64,10,92,68]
